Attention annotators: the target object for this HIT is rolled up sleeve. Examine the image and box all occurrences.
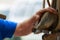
[0,19,17,38]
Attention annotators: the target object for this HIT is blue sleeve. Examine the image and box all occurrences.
[0,19,17,38]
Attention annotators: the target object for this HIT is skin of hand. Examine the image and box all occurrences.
[14,7,58,36]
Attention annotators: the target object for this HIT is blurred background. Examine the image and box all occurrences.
[0,0,48,40]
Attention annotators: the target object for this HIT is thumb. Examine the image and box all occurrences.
[29,15,40,24]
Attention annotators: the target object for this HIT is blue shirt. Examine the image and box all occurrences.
[0,19,17,40]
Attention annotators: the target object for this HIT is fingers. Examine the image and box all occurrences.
[45,7,58,14]
[27,7,58,24]
[36,7,58,16]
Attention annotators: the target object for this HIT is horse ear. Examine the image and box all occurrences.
[0,14,6,19]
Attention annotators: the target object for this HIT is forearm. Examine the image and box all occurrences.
[14,15,39,36]
[14,22,30,36]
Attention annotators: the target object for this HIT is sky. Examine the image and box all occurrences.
[0,0,14,11]
[0,0,51,11]
[0,0,43,10]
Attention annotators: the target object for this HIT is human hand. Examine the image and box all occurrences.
[14,7,58,36]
